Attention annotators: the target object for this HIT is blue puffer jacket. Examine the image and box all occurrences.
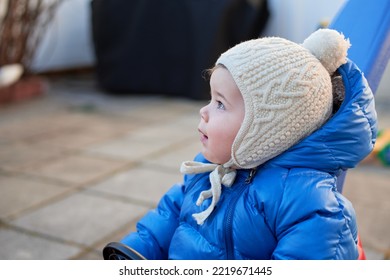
[121,60,377,259]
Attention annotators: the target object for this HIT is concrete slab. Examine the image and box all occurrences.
[0,175,69,220]
[84,117,200,163]
[88,166,183,206]
[22,154,128,185]
[10,191,149,246]
[0,227,80,260]
[343,166,390,258]
[0,142,65,171]
[143,140,201,171]
[125,120,199,144]
[33,114,140,150]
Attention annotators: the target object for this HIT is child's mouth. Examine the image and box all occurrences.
[199,129,208,143]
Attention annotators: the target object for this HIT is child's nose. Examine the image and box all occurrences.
[200,105,209,122]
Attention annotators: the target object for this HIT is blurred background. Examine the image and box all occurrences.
[0,0,389,259]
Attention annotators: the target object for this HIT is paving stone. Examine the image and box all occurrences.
[36,119,139,150]
[85,136,176,161]
[0,112,90,144]
[363,247,385,260]
[344,166,390,208]
[49,83,169,116]
[10,191,149,246]
[80,220,139,260]
[354,206,390,253]
[73,249,102,260]
[0,115,62,144]
[84,117,199,162]
[143,140,201,171]
[126,120,198,144]
[23,154,128,185]
[0,142,65,171]
[91,223,138,260]
[0,175,68,219]
[107,98,202,122]
[88,166,183,205]
[98,222,137,248]
[343,166,390,254]
[0,227,80,260]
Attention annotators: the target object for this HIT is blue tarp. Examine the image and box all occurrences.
[329,0,390,93]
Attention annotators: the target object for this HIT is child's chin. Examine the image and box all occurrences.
[202,152,214,163]
[202,153,226,165]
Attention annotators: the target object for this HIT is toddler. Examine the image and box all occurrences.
[115,29,377,259]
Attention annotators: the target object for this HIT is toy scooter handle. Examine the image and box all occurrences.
[103,242,147,260]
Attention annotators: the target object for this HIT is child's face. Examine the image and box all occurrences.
[198,67,244,165]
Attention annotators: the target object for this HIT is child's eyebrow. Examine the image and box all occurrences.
[215,91,231,107]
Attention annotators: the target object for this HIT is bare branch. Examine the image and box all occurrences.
[0,0,64,73]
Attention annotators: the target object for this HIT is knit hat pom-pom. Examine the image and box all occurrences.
[302,28,351,75]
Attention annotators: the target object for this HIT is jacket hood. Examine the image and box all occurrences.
[266,59,377,173]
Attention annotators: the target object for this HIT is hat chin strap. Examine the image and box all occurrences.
[180,161,237,225]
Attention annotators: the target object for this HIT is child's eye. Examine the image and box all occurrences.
[217,101,225,110]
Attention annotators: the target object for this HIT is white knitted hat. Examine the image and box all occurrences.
[217,28,351,169]
[181,29,351,225]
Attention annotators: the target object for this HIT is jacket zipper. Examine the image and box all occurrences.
[224,168,257,259]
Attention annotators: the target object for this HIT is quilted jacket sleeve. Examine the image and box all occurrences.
[271,169,359,260]
[120,182,185,259]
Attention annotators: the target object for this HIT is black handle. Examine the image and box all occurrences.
[102,242,147,260]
